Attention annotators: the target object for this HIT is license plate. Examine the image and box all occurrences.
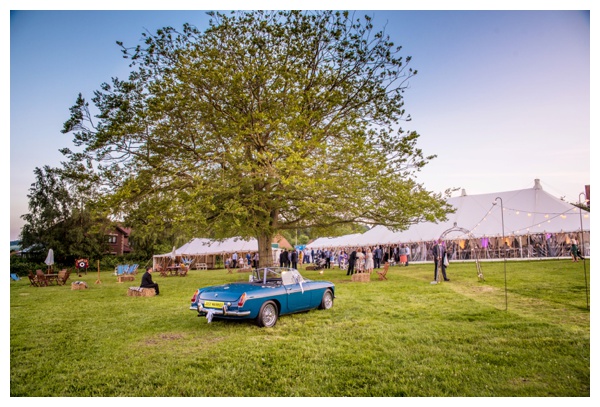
[204,300,224,309]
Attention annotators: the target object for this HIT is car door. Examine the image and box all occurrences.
[282,271,311,312]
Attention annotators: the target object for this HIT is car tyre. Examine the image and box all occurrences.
[319,289,334,310]
[256,301,278,328]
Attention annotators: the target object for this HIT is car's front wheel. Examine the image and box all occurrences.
[256,301,278,327]
[319,289,334,310]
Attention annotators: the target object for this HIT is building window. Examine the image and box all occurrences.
[108,235,117,244]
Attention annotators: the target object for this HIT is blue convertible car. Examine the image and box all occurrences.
[190,267,335,327]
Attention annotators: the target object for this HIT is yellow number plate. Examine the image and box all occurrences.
[204,301,224,309]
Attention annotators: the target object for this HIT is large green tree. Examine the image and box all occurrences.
[62,10,452,266]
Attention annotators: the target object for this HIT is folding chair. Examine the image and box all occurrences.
[377,262,389,281]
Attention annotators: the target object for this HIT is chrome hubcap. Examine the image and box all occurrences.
[263,304,276,326]
[324,293,333,309]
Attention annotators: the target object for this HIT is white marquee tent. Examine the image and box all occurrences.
[307,179,589,260]
[153,236,291,269]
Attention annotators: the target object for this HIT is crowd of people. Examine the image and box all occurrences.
[224,252,260,272]
[274,245,413,274]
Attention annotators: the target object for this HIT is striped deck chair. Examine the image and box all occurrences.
[115,265,127,276]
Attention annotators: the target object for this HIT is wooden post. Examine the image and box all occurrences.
[95,260,101,284]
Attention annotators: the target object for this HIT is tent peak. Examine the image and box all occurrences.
[461,188,467,197]
[534,178,542,190]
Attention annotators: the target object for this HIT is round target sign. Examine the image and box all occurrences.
[76,259,89,269]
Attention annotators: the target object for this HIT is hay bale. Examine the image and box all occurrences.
[127,287,156,297]
[351,273,371,282]
[118,275,135,283]
[305,265,317,271]
[71,281,88,290]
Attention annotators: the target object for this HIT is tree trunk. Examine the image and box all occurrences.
[257,233,273,268]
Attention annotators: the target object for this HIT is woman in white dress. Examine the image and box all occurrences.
[365,248,374,273]
[356,248,365,273]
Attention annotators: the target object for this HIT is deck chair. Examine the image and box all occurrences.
[11,273,21,281]
[156,265,168,278]
[35,269,49,286]
[377,262,390,281]
[57,269,71,285]
[28,271,40,287]
[128,264,139,275]
[115,265,126,276]
[178,265,189,277]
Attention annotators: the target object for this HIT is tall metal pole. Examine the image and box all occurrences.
[578,193,589,310]
[495,197,508,311]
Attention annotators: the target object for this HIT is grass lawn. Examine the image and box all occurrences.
[10,259,590,396]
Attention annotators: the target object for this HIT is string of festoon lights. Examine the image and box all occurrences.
[467,203,587,236]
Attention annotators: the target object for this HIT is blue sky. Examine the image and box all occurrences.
[6,3,592,241]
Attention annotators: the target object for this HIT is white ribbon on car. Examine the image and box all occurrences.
[206,309,215,323]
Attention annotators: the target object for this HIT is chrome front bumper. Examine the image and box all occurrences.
[190,304,251,317]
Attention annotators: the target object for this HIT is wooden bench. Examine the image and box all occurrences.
[127,287,156,297]
[351,272,371,282]
[196,263,208,270]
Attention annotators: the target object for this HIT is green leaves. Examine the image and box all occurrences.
[60,10,451,260]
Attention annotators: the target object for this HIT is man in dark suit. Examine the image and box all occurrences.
[140,266,160,295]
[347,249,357,275]
[432,240,449,282]
[291,249,298,269]
[374,246,382,269]
[279,250,287,267]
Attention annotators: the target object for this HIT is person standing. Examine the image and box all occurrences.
[291,249,298,269]
[279,249,286,267]
[347,248,357,276]
[365,248,374,274]
[356,248,365,273]
[140,266,160,295]
[324,248,331,269]
[338,250,346,269]
[373,246,382,269]
[232,252,238,268]
[404,244,411,266]
[571,237,584,262]
[253,252,259,269]
[400,244,407,266]
[432,240,449,282]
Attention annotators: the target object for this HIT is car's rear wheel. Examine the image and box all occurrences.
[256,301,278,327]
[319,289,334,310]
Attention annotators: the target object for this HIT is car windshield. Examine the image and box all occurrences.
[252,267,306,285]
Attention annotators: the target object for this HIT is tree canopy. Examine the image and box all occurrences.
[20,166,111,263]
[61,10,453,265]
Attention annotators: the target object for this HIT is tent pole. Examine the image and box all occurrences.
[578,193,589,310]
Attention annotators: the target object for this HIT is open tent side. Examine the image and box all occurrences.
[306,179,589,262]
